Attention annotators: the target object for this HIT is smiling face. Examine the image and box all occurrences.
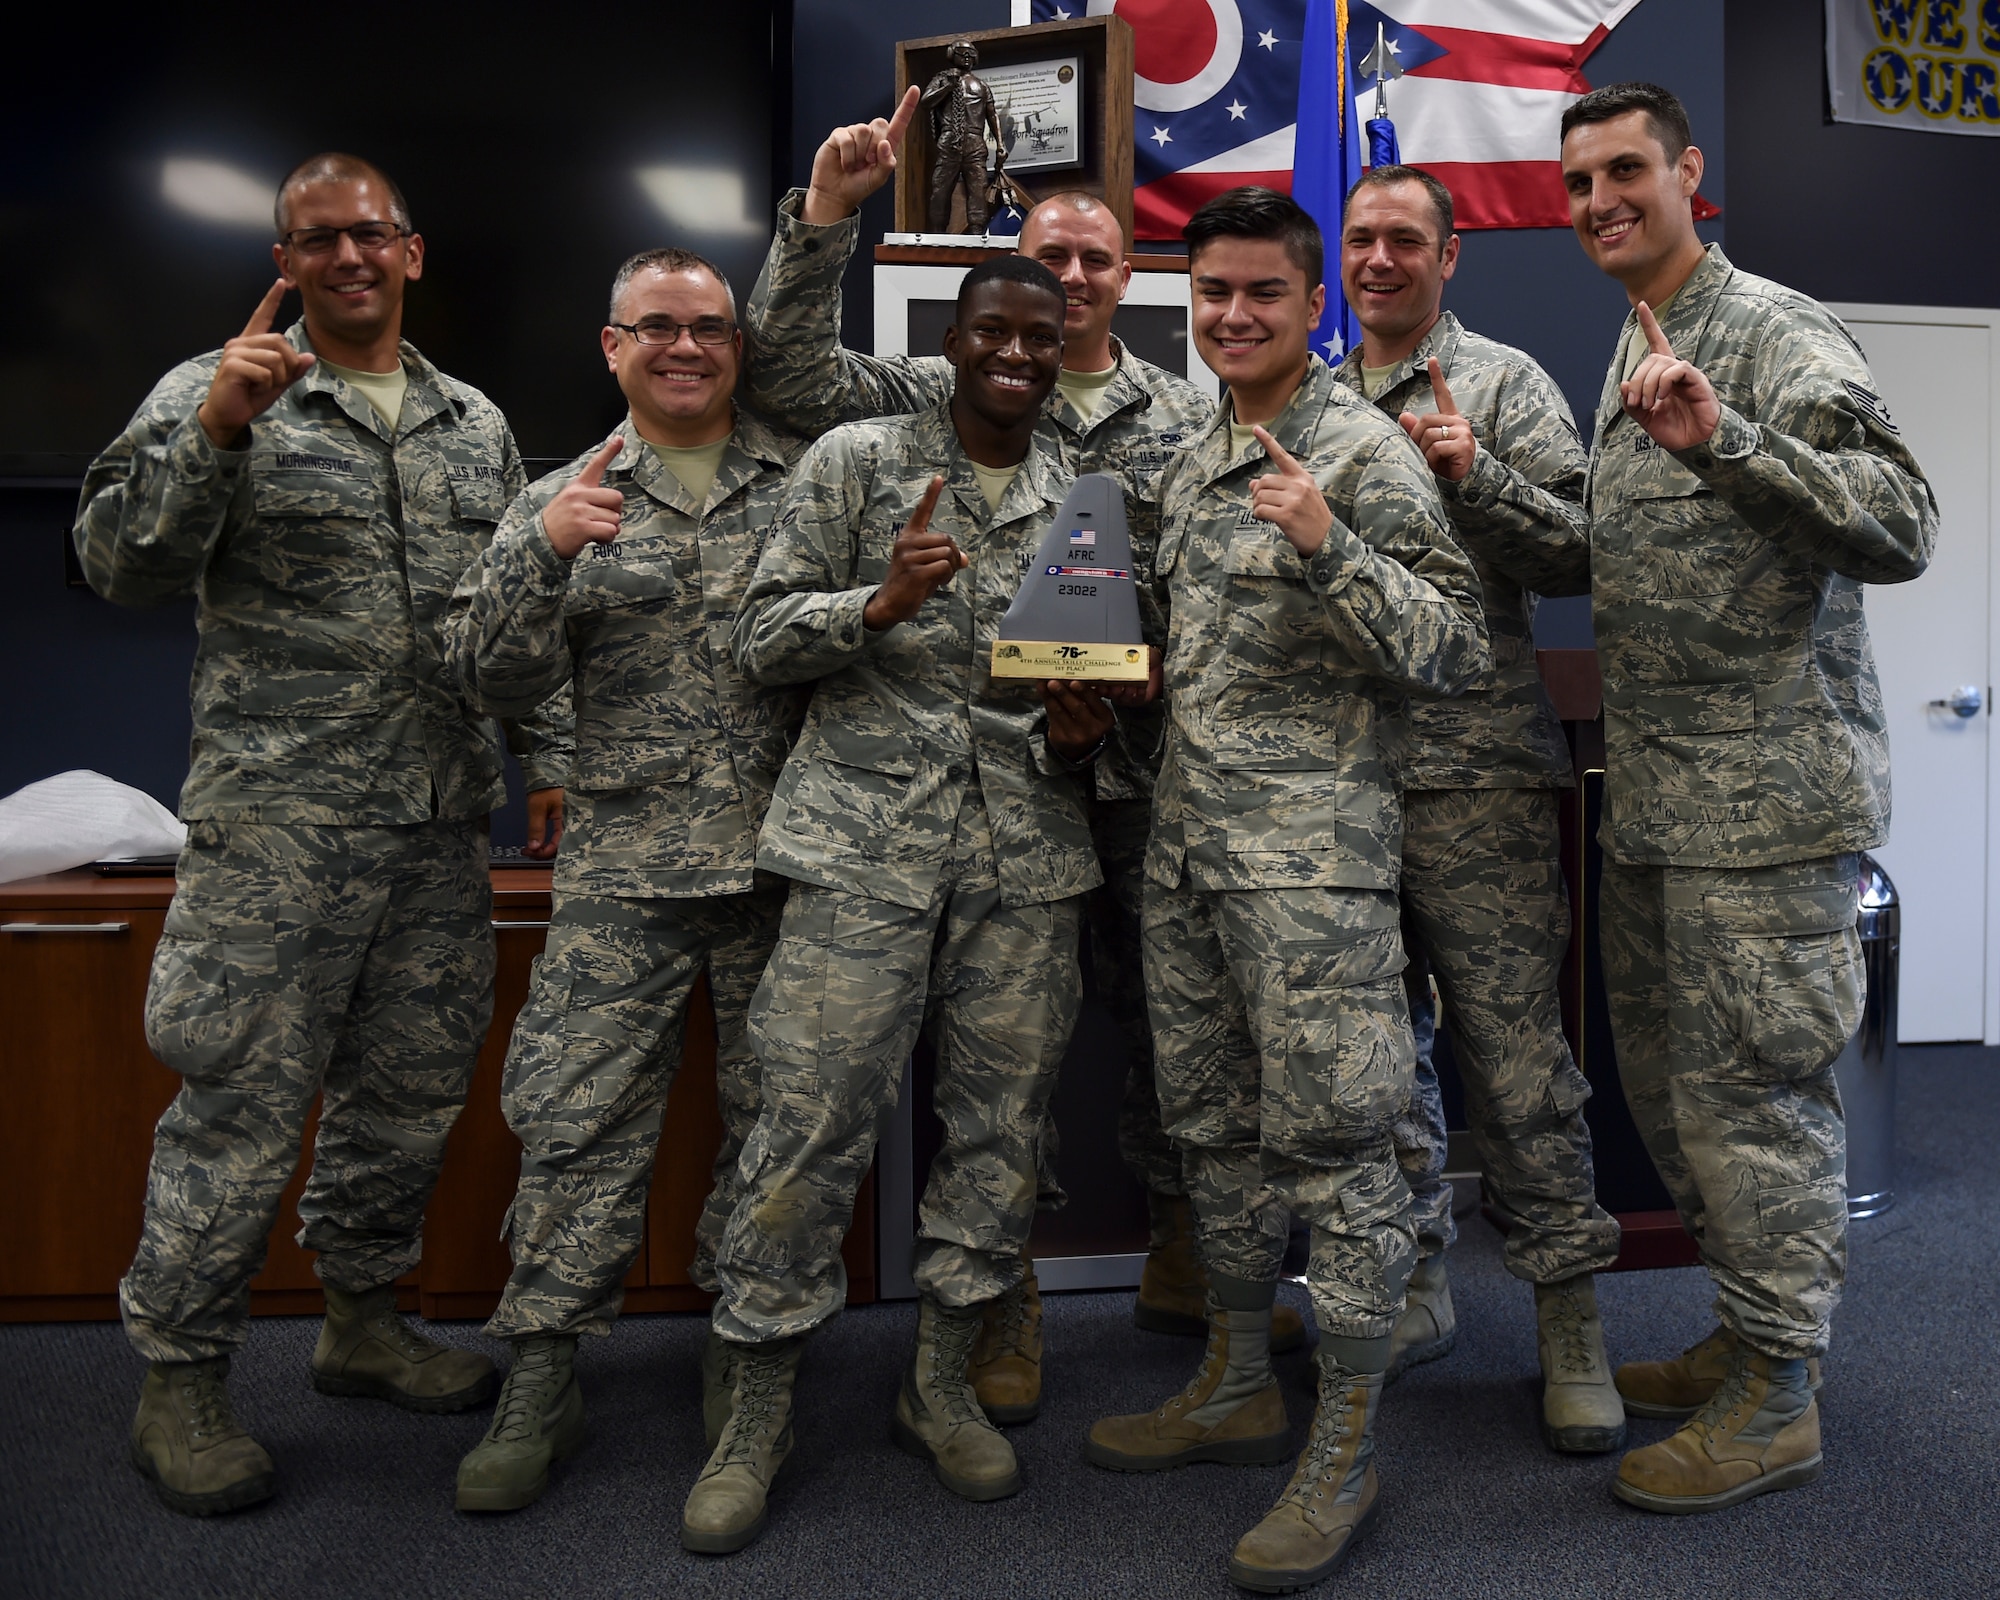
[274,177,422,352]
[1189,235,1325,401]
[602,265,740,446]
[942,278,1065,431]
[1561,109,1706,300]
[1341,180,1457,357]
[1018,200,1130,362]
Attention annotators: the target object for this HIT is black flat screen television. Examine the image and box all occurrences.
[2,8,789,477]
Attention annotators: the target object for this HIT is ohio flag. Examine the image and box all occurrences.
[1013,0,1707,237]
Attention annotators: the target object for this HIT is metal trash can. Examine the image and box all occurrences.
[1833,853,1899,1219]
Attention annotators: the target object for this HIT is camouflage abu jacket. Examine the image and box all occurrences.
[1332,311,1585,790]
[732,403,1101,911]
[1582,246,1936,868]
[742,187,1211,800]
[74,321,571,824]
[1148,356,1491,894]
[445,409,809,899]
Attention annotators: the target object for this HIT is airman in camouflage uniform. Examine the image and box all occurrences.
[1086,190,1489,1595]
[440,249,812,1514]
[1543,85,1936,1514]
[745,109,1256,1375]
[74,155,568,1517]
[682,258,1110,1554]
[1333,165,1623,1454]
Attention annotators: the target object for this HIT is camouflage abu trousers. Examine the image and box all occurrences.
[713,878,1083,1344]
[1599,854,1860,1358]
[1394,788,1619,1282]
[482,877,787,1340]
[122,818,492,1364]
[1144,877,1418,1340]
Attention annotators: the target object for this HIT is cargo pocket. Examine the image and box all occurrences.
[570,739,692,869]
[122,1159,232,1326]
[1276,926,1412,1157]
[1705,879,1863,1079]
[143,906,282,1083]
[1618,683,1759,823]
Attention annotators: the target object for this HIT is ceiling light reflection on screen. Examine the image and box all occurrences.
[635,166,766,238]
[162,158,275,228]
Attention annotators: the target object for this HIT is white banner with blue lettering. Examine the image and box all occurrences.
[1827,0,2000,135]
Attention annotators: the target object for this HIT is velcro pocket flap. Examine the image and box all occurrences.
[573,741,689,794]
[1704,880,1858,939]
[238,671,383,718]
[1282,926,1407,991]
[1623,454,1714,502]
[815,720,918,778]
[1222,529,1308,579]
[451,475,510,523]
[255,466,368,517]
[1622,682,1756,736]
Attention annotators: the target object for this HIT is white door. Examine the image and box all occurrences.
[1831,306,1997,1044]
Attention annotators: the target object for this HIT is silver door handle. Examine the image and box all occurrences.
[1928,685,1984,718]
[1,921,132,934]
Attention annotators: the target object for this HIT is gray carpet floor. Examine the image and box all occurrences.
[4,1044,1996,1600]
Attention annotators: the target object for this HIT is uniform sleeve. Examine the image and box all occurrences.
[742,189,956,435]
[1439,360,1592,598]
[731,434,879,685]
[444,478,580,721]
[1674,306,1937,586]
[1304,433,1492,697]
[72,359,250,607]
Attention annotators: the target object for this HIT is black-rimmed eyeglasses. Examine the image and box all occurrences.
[610,317,738,346]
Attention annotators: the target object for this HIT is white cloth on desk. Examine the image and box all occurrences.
[0,770,186,885]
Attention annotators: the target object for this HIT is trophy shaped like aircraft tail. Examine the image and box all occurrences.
[991,472,1147,681]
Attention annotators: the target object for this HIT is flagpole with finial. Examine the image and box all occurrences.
[1358,18,1405,167]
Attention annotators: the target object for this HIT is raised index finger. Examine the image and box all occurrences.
[1250,426,1311,477]
[242,278,288,338]
[906,474,946,534]
[1636,301,1675,357]
[884,85,921,153]
[576,435,624,488]
[1426,358,1461,417]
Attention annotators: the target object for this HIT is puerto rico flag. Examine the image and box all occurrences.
[1013,1,1711,237]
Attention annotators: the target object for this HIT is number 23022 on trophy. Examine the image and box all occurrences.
[990,472,1148,682]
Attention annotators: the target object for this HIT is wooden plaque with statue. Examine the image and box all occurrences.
[893,15,1135,246]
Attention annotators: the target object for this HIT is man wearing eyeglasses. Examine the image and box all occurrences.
[441,249,809,1513]
[74,152,569,1517]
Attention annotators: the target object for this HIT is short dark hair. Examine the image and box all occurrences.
[608,247,736,323]
[954,253,1065,321]
[275,153,411,235]
[1181,186,1323,289]
[1342,165,1455,246]
[1559,81,1693,162]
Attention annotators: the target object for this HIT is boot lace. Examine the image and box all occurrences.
[177,1364,241,1444]
[488,1343,567,1444]
[1543,1283,1597,1378]
[928,1309,988,1428]
[1689,1355,1755,1437]
[1282,1370,1362,1515]
[717,1344,793,1466]
[1163,1317,1227,1418]
[979,1282,1032,1361]
[366,1303,440,1361]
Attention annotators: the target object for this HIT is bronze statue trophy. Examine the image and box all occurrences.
[922,39,1010,235]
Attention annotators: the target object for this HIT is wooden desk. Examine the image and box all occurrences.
[0,867,875,1323]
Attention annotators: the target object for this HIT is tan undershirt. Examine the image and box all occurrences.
[648,437,731,507]
[970,460,1020,514]
[1359,362,1400,400]
[1054,363,1119,427]
[319,358,408,428]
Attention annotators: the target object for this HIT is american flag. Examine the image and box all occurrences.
[1014,1,1713,239]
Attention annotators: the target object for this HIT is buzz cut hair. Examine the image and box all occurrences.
[1342,165,1456,247]
[1182,186,1323,290]
[607,247,737,324]
[954,252,1066,321]
[1560,81,1694,163]
[275,153,411,235]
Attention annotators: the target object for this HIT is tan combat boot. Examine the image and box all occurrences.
[1134,1191,1306,1353]
[1228,1341,1387,1593]
[681,1335,803,1553]
[129,1357,276,1516]
[1087,1277,1293,1472]
[454,1334,585,1512]
[892,1295,1022,1500]
[969,1253,1042,1424]
[1534,1274,1625,1453]
[1617,1324,1824,1420]
[1613,1346,1822,1513]
[700,1329,742,1452]
[312,1284,497,1413]
[1384,1253,1456,1383]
